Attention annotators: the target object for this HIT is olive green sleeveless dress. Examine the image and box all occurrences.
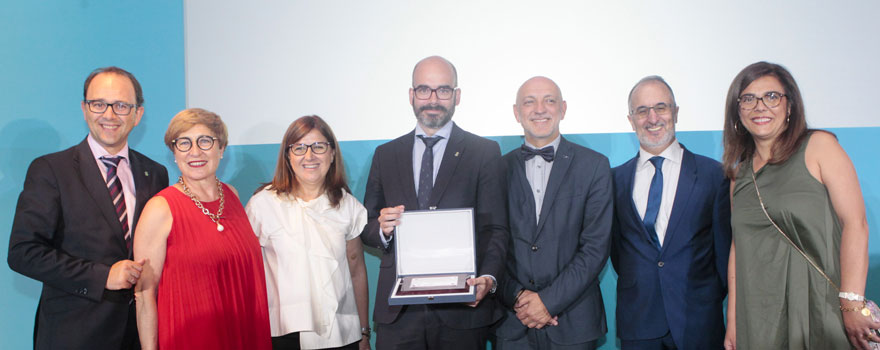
[731,133,849,349]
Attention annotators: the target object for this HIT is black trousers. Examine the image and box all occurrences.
[375,304,488,350]
[271,332,359,350]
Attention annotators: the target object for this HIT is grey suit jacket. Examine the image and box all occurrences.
[495,137,613,345]
[8,138,168,349]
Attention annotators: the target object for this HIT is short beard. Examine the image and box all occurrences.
[638,122,676,151]
[414,104,454,130]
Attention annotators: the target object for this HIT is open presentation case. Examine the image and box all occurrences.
[388,208,477,305]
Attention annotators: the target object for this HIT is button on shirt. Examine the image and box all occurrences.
[87,134,136,233]
[523,136,560,221]
[632,140,682,247]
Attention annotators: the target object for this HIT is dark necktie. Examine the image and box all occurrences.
[643,156,664,249]
[417,135,443,210]
[101,156,130,254]
[520,144,555,162]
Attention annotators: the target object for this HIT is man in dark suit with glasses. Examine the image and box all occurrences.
[361,56,508,349]
[8,66,168,349]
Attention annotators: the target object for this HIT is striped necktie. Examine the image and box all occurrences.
[100,156,130,254]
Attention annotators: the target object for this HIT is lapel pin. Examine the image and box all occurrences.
[454,152,460,157]
[145,171,149,176]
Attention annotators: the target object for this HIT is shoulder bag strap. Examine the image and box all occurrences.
[750,169,840,292]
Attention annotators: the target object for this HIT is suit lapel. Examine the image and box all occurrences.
[535,138,573,237]
[395,132,420,208]
[661,145,697,254]
[75,139,126,246]
[428,124,463,208]
[511,146,538,235]
[128,150,151,235]
[622,153,658,249]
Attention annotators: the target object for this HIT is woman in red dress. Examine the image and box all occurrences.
[134,108,271,349]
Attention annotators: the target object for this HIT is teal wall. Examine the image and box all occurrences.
[3,2,880,349]
[1,1,186,349]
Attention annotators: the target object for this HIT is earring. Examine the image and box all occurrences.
[734,121,746,135]
[786,116,790,124]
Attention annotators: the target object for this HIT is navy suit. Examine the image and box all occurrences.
[8,138,168,349]
[495,137,612,346]
[610,145,730,349]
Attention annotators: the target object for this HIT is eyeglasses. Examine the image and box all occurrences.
[630,103,672,120]
[738,91,786,110]
[289,142,331,156]
[84,100,137,116]
[413,85,456,100]
[173,135,218,152]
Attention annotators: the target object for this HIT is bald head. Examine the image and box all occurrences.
[412,56,458,88]
[513,76,566,148]
[516,76,563,104]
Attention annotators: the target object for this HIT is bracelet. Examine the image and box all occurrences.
[361,327,371,338]
[840,300,867,312]
[838,291,865,302]
[514,288,526,304]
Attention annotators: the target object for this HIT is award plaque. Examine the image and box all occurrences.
[388,208,477,305]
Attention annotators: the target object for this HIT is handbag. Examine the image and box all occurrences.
[750,169,880,348]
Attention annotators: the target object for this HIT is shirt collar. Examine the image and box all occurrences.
[524,135,561,154]
[414,121,454,140]
[637,139,682,168]
[87,133,129,161]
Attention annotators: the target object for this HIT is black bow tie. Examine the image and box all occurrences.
[521,145,555,162]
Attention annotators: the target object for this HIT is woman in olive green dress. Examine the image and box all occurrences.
[720,61,879,349]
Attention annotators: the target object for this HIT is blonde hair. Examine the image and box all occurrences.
[163,108,229,151]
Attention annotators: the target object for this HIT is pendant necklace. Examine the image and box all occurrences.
[179,176,225,231]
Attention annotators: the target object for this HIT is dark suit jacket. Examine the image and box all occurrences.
[8,138,168,349]
[495,137,613,345]
[361,123,508,329]
[610,145,731,350]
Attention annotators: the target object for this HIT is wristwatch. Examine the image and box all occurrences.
[838,291,865,302]
[361,327,372,338]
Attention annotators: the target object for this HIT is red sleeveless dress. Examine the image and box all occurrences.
[156,185,271,349]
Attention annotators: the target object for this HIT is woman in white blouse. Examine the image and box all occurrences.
[246,115,370,350]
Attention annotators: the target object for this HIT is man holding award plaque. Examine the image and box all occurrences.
[494,76,613,349]
[361,56,508,349]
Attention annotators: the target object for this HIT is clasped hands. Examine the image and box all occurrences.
[515,290,558,329]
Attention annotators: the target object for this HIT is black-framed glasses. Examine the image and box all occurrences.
[289,142,331,156]
[738,91,786,110]
[172,135,217,152]
[413,85,456,100]
[84,100,137,116]
[630,103,672,120]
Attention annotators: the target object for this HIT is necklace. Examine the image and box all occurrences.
[178,176,225,231]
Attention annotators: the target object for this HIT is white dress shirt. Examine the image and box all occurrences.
[523,136,561,221]
[631,140,683,247]
[246,189,367,349]
[412,121,453,193]
[379,121,454,248]
[86,134,136,233]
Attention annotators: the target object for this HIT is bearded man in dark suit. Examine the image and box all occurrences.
[361,56,508,350]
